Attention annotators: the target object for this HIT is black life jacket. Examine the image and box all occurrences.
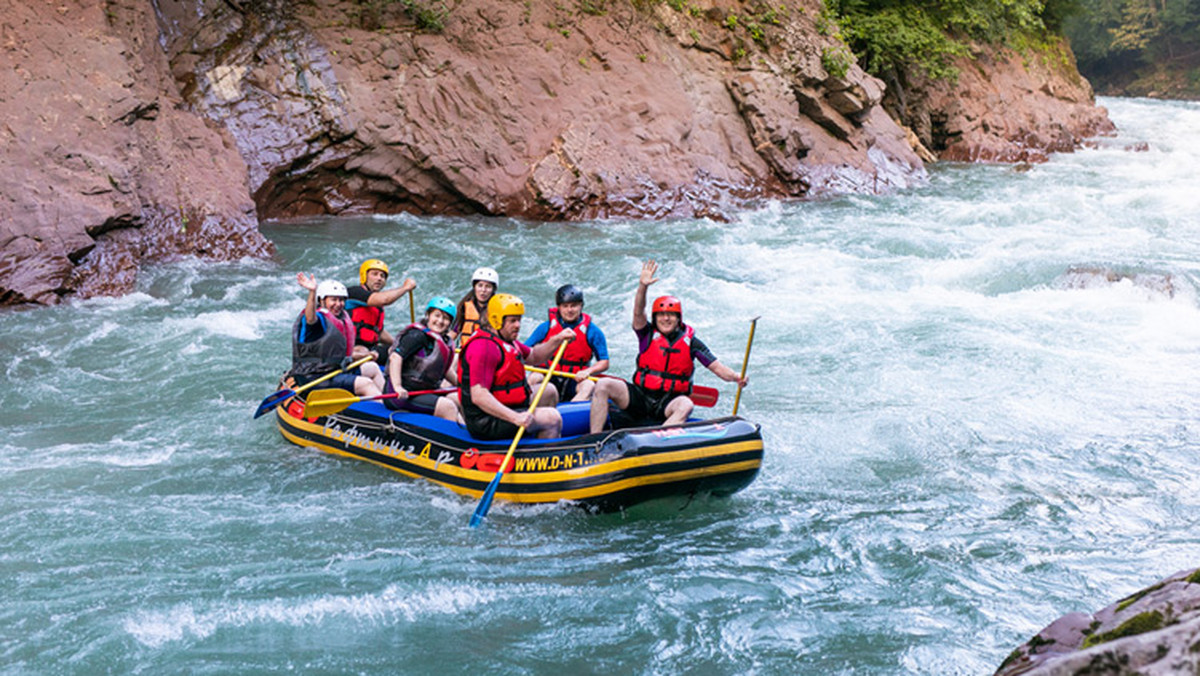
[394,323,453,391]
[289,310,353,378]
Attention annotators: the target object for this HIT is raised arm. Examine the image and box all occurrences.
[297,272,318,324]
[633,259,659,331]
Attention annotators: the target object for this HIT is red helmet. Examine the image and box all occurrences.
[652,295,682,316]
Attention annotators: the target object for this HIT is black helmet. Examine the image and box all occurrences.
[555,284,584,305]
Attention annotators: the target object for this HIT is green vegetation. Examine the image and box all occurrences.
[1063,0,1200,96]
[825,0,1075,81]
[354,0,449,32]
[821,44,855,78]
[578,0,607,15]
[1082,610,1165,648]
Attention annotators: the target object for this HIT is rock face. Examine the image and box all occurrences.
[888,40,1115,162]
[1,0,1111,305]
[995,567,1200,675]
[155,0,926,223]
[0,0,272,305]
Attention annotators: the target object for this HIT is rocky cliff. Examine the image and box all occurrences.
[995,567,1200,675]
[0,0,1111,305]
[0,0,272,305]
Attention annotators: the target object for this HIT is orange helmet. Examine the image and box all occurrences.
[651,295,682,316]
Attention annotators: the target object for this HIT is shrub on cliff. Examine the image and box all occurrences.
[827,0,1077,81]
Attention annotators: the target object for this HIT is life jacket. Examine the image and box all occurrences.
[458,329,530,408]
[345,288,385,347]
[457,300,486,348]
[394,323,453,390]
[633,324,695,394]
[289,309,354,377]
[542,308,594,373]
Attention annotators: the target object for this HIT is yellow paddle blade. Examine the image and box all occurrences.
[301,388,360,418]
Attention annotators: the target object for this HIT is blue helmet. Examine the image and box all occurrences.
[426,296,457,321]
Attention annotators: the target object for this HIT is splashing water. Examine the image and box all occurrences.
[2,98,1199,673]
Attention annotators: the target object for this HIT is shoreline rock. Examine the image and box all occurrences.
[0,0,272,305]
[995,567,1200,675]
[1,0,1113,306]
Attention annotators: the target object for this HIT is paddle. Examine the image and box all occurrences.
[303,387,455,418]
[408,288,416,323]
[469,340,570,528]
[523,365,719,408]
[732,316,759,416]
[253,354,375,419]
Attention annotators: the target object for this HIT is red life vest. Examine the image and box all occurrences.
[326,309,356,357]
[458,330,530,407]
[346,288,385,347]
[543,308,593,373]
[633,325,694,394]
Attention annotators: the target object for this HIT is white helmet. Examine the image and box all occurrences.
[316,280,348,301]
[472,267,499,287]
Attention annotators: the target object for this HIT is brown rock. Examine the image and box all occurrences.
[888,39,1114,163]
[1,0,1112,305]
[0,0,271,306]
[156,0,929,222]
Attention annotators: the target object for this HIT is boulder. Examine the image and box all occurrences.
[996,568,1200,675]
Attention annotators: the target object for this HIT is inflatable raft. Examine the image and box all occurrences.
[274,394,763,512]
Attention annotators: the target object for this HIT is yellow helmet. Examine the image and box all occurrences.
[358,259,389,285]
[487,293,524,330]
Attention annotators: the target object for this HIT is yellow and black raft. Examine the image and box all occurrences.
[274,394,764,513]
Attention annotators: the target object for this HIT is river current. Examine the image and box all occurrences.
[2,97,1199,674]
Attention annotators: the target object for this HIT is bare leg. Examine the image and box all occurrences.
[531,407,563,438]
[433,396,459,422]
[360,362,385,390]
[589,378,630,434]
[571,379,596,402]
[537,385,559,408]
[353,375,382,398]
[662,395,695,426]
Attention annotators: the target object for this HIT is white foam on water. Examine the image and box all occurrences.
[162,306,294,342]
[123,582,553,648]
[0,437,175,471]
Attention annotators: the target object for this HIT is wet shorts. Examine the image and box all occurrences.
[464,410,521,441]
[623,383,685,423]
[295,372,359,392]
[550,375,579,402]
[383,392,441,414]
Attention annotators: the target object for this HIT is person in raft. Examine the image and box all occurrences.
[382,296,460,421]
[457,293,576,440]
[526,284,610,402]
[345,258,417,363]
[288,273,384,397]
[588,260,747,434]
[450,266,498,349]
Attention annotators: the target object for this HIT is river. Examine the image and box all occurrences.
[2,97,1199,674]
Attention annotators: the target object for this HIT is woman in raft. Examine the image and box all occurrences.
[382,296,460,421]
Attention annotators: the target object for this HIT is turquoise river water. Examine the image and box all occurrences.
[2,97,1200,674]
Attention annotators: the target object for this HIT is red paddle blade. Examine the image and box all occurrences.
[692,385,718,408]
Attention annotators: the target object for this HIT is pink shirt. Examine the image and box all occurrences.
[463,336,530,389]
